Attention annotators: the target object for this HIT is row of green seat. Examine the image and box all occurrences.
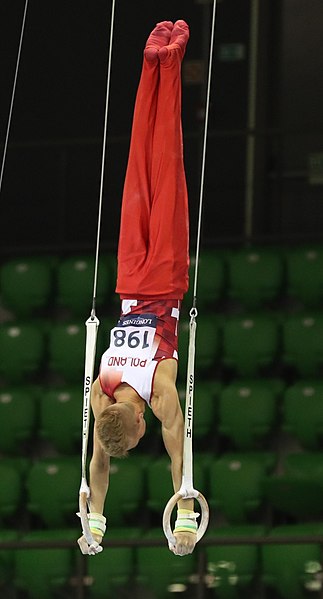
[2,245,323,318]
[1,524,323,599]
[0,317,112,383]
[2,452,323,529]
[1,379,323,455]
[0,254,116,318]
[2,311,323,384]
[178,311,323,379]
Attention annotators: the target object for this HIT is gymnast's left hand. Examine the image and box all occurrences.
[170,531,197,556]
[77,533,103,556]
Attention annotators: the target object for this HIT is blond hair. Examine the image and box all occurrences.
[96,406,130,458]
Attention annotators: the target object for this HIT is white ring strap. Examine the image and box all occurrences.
[78,0,116,547]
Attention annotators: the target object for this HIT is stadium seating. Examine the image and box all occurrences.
[14,529,75,599]
[87,527,140,598]
[146,454,207,517]
[208,452,276,523]
[262,523,323,599]
[182,250,225,311]
[178,380,221,440]
[4,242,323,598]
[282,312,323,376]
[0,323,44,382]
[177,314,220,381]
[205,525,265,598]
[39,386,82,453]
[0,387,36,454]
[263,451,323,519]
[104,459,145,526]
[0,461,23,525]
[0,256,52,316]
[218,380,278,449]
[135,527,196,598]
[222,314,279,376]
[48,322,85,381]
[0,529,18,589]
[285,245,323,306]
[282,380,323,448]
[26,457,80,528]
[226,247,284,308]
[56,255,111,316]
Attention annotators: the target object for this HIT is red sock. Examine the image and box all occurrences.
[159,20,190,63]
[144,21,173,64]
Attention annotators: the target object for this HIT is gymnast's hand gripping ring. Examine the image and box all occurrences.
[162,313,209,548]
[163,489,209,548]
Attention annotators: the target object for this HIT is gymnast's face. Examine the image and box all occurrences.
[127,411,146,450]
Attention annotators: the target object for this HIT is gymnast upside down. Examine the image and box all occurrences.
[78,19,197,557]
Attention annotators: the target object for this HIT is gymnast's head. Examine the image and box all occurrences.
[96,401,146,457]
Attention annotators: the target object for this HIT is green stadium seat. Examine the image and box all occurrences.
[227,247,283,308]
[285,245,323,306]
[218,380,278,449]
[146,454,206,516]
[222,314,279,377]
[265,377,287,396]
[0,387,36,454]
[56,255,110,316]
[178,380,221,440]
[15,529,75,599]
[0,323,44,382]
[135,528,196,599]
[0,461,23,525]
[0,256,52,316]
[87,527,140,598]
[48,322,85,381]
[282,380,323,449]
[177,314,220,381]
[105,459,145,526]
[262,523,323,599]
[263,452,323,519]
[40,386,82,453]
[0,529,18,589]
[182,250,225,312]
[209,452,276,523]
[205,525,265,599]
[27,457,80,527]
[282,313,323,376]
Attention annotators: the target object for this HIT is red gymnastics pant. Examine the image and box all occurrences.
[115,49,189,300]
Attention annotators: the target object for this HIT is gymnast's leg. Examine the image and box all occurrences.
[145,20,190,299]
[116,21,173,296]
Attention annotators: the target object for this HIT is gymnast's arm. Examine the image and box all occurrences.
[152,364,197,555]
[88,377,111,513]
[78,377,110,554]
[88,423,110,514]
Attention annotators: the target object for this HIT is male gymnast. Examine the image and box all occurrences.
[78,19,197,557]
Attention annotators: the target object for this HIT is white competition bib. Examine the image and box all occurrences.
[108,313,157,360]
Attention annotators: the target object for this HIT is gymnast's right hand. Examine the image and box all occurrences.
[77,511,107,555]
[77,532,103,555]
